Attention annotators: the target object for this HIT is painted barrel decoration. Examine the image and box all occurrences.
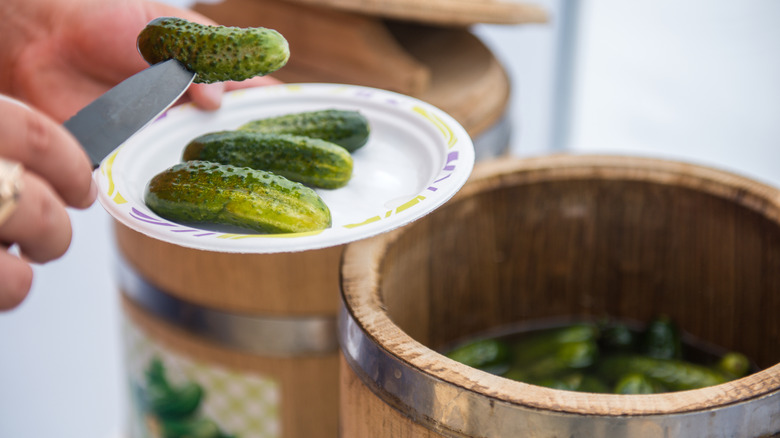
[116,223,342,438]
[339,155,780,438]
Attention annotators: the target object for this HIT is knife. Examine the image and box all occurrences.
[63,59,196,168]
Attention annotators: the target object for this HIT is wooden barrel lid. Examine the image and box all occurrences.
[281,0,548,26]
[195,0,513,140]
[385,21,511,140]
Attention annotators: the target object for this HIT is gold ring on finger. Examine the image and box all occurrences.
[0,158,23,227]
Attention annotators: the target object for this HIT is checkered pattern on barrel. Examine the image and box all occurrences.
[123,317,281,438]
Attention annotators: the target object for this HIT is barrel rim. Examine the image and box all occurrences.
[339,154,780,417]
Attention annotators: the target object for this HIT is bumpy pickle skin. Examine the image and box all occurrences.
[613,373,657,394]
[641,315,683,360]
[182,131,353,189]
[446,338,511,371]
[597,355,728,391]
[137,17,289,83]
[144,161,331,234]
[510,323,599,368]
[239,109,371,152]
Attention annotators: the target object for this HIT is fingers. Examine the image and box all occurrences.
[185,76,284,110]
[0,169,74,310]
[0,249,33,310]
[0,98,93,310]
[0,99,96,209]
[58,0,283,115]
[187,83,225,111]
[225,75,284,90]
[0,172,72,263]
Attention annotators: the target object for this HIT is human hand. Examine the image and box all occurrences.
[0,97,96,309]
[0,0,283,309]
[1,0,281,123]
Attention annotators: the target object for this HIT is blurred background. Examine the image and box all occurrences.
[1,0,779,437]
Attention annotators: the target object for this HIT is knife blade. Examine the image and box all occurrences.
[63,59,196,168]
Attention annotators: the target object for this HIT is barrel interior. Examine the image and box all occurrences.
[380,166,780,370]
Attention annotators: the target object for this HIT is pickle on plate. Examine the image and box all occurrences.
[182,131,353,189]
[144,161,331,234]
[239,109,371,153]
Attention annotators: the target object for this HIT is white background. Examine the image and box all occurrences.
[1,1,779,437]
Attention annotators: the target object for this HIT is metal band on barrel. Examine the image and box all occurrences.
[117,259,338,357]
[339,305,780,438]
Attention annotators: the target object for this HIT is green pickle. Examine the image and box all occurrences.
[532,373,610,393]
[716,352,751,379]
[598,355,728,391]
[598,320,637,352]
[577,374,611,393]
[239,109,371,152]
[613,373,657,394]
[445,316,751,394]
[505,340,599,383]
[510,323,599,368]
[446,338,510,373]
[182,131,353,189]
[641,315,683,360]
[532,374,583,391]
[137,17,289,83]
[144,161,331,234]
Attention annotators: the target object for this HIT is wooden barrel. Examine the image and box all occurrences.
[339,155,780,437]
[105,77,476,438]
[117,223,343,437]
[193,0,547,160]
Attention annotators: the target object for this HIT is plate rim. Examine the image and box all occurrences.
[95,82,475,254]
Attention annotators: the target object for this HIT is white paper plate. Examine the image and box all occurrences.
[96,83,474,253]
